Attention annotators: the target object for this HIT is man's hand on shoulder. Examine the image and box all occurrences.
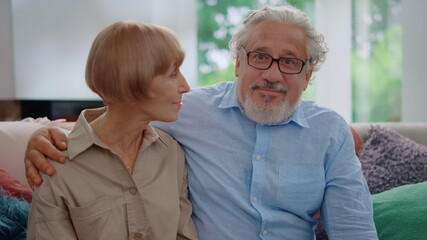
[24,126,69,188]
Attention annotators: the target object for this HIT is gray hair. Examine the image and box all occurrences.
[229,5,328,71]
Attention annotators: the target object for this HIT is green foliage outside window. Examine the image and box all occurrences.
[197,0,314,87]
[352,0,402,122]
[197,0,402,122]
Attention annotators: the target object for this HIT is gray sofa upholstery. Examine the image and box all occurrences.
[351,122,427,146]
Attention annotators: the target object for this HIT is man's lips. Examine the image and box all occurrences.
[255,87,286,96]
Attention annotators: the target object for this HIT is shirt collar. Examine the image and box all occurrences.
[217,80,310,128]
[67,107,161,160]
[275,101,310,128]
[218,80,241,109]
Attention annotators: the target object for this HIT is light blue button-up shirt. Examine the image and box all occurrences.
[152,81,377,240]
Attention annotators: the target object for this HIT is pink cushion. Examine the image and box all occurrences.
[0,168,32,202]
[0,121,45,186]
[350,126,363,155]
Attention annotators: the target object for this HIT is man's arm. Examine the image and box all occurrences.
[24,126,70,187]
[177,170,198,239]
[176,150,198,240]
[321,128,378,239]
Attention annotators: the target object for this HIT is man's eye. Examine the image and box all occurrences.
[251,53,269,61]
[282,58,295,65]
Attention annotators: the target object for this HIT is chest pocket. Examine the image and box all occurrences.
[277,165,325,209]
[68,196,125,240]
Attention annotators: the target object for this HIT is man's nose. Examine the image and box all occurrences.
[261,60,284,82]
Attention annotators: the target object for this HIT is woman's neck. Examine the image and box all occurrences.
[89,107,150,173]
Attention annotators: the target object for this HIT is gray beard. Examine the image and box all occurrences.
[239,82,298,124]
[241,93,297,124]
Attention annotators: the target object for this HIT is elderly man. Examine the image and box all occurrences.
[25,5,378,240]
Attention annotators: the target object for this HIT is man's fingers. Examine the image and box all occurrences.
[49,127,68,152]
[25,159,43,188]
[26,148,56,175]
[24,126,68,187]
[34,129,67,163]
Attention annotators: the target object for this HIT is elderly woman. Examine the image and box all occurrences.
[26,20,198,240]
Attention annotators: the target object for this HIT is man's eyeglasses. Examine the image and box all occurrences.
[241,47,307,74]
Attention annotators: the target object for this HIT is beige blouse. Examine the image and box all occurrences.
[27,108,198,240]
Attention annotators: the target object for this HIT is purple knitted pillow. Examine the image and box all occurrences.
[359,125,427,194]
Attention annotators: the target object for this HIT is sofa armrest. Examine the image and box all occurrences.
[0,118,73,186]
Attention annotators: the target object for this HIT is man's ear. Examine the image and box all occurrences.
[235,55,241,77]
[303,69,313,90]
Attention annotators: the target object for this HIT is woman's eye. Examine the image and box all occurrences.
[170,69,179,77]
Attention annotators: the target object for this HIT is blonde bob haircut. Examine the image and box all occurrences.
[86,20,185,104]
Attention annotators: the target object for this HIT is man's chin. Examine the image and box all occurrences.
[243,100,296,125]
[252,98,285,109]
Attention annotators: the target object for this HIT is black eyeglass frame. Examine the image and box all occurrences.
[241,46,307,74]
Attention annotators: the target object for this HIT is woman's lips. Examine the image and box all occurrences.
[173,101,183,106]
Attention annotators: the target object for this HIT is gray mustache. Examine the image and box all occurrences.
[251,82,288,94]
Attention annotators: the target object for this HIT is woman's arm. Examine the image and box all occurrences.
[26,174,77,239]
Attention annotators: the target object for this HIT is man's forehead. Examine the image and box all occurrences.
[250,46,300,58]
[245,21,307,57]
[250,20,305,38]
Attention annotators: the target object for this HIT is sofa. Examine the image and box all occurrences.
[316,122,427,240]
[351,122,427,146]
[1,120,427,239]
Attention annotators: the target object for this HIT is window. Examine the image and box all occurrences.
[197,0,315,99]
[197,0,403,122]
[352,0,402,122]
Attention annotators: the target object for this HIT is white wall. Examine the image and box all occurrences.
[402,0,427,122]
[3,0,196,100]
[1,0,426,121]
[152,1,197,88]
[0,0,14,99]
[315,0,352,122]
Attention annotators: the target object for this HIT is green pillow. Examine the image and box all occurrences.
[373,181,427,240]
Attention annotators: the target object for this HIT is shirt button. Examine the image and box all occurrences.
[130,187,138,195]
[133,232,143,239]
[262,230,268,236]
[255,155,261,161]
[252,197,258,202]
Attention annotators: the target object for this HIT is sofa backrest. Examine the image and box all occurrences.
[350,122,427,146]
[0,121,45,185]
